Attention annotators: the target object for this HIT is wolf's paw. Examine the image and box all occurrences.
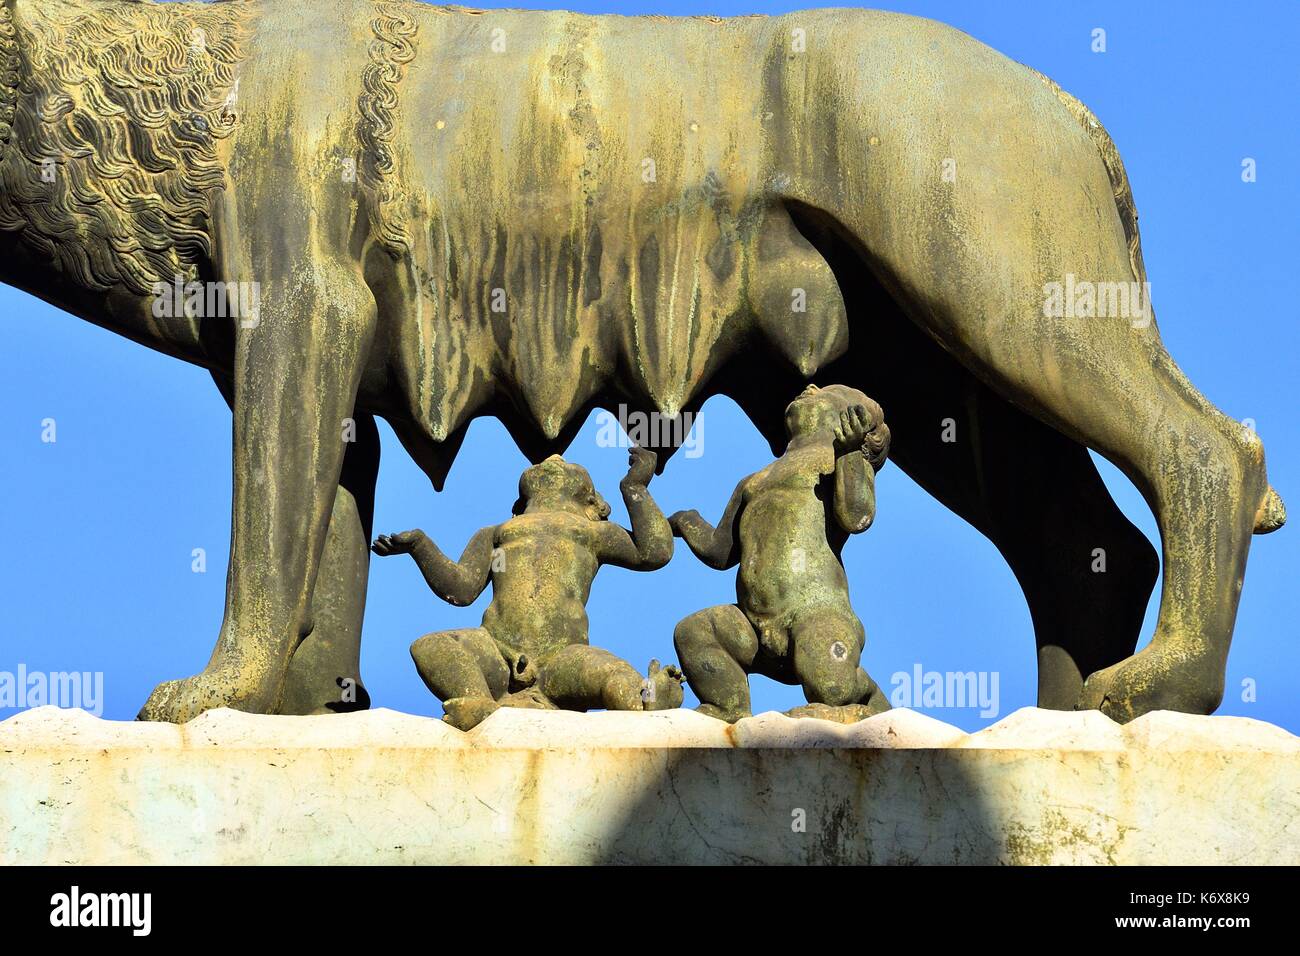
[137,663,271,723]
[1077,643,1222,723]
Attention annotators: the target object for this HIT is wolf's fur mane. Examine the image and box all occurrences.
[0,0,251,295]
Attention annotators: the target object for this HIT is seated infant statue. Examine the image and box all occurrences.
[373,448,685,730]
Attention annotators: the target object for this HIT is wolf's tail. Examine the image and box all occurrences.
[1028,68,1148,293]
[1034,65,1286,540]
[1254,486,1287,535]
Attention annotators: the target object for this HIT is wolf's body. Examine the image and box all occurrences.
[0,0,1282,722]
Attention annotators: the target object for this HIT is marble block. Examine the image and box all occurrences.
[2,705,1296,865]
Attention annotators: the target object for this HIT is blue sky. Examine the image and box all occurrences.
[1,0,1296,731]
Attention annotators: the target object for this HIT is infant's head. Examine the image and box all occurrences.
[784,384,883,449]
[513,455,611,521]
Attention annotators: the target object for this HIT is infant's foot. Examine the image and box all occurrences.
[442,696,501,731]
[695,703,748,723]
[786,702,879,724]
[861,685,892,716]
[640,659,685,711]
[501,687,558,711]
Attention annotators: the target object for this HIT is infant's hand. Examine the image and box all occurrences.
[863,421,891,473]
[836,404,874,450]
[371,530,424,556]
[624,446,658,486]
[668,510,700,537]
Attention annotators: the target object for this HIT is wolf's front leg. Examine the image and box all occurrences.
[139,262,377,722]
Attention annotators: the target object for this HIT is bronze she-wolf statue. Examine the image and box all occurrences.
[0,0,1283,723]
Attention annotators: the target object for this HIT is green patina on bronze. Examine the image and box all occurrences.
[0,0,1284,724]
[373,447,683,730]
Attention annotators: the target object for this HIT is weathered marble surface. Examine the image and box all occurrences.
[2,705,1296,865]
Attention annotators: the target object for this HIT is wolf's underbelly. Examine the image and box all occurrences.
[368,9,874,447]
[381,191,850,441]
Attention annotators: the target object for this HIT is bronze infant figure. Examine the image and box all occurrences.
[671,384,893,723]
[373,447,684,730]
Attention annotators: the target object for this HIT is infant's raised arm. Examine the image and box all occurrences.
[832,450,877,534]
[669,479,746,570]
[372,526,496,607]
[598,448,673,571]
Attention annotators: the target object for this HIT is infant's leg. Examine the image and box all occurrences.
[673,605,758,722]
[410,628,509,730]
[854,666,892,715]
[791,610,880,708]
[538,645,648,712]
